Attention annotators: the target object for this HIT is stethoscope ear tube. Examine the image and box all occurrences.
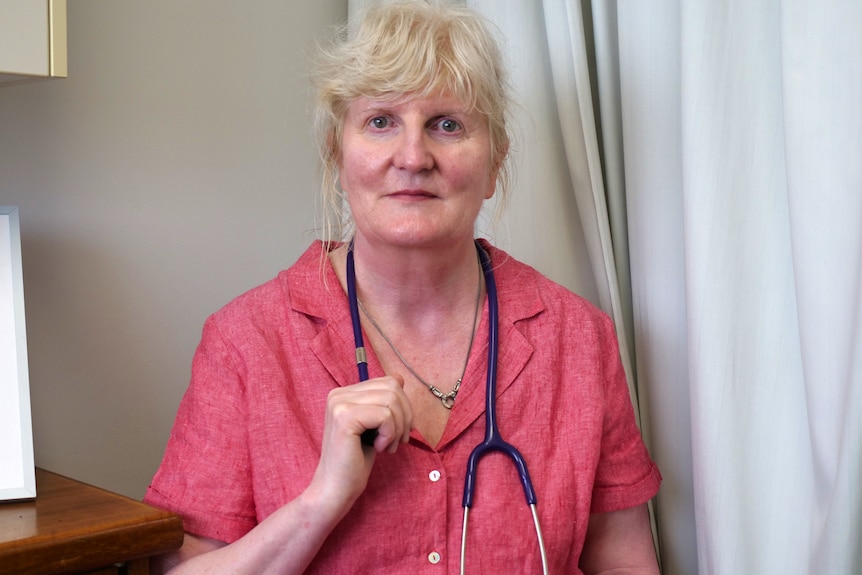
[462,243,537,507]
[346,241,378,447]
[346,241,545,572]
[460,243,547,574]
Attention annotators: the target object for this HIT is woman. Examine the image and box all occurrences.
[145,1,661,573]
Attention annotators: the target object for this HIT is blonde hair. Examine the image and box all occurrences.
[310,0,513,243]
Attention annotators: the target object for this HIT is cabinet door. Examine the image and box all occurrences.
[0,0,66,82]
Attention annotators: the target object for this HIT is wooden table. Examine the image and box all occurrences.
[0,468,184,575]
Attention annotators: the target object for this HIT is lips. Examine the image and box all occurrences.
[389,189,437,199]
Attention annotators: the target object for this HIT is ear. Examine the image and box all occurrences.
[485,140,509,199]
[484,181,497,200]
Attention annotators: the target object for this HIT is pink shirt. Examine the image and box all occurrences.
[144,241,660,574]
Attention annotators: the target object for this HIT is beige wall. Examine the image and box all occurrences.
[0,0,346,498]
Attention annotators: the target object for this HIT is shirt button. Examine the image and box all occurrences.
[428,551,441,564]
[429,469,441,482]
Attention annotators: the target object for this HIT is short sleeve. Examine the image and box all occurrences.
[144,315,257,543]
[589,315,661,513]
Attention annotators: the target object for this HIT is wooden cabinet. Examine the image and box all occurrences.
[0,469,183,575]
[0,0,67,85]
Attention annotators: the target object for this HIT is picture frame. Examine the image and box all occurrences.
[0,206,36,501]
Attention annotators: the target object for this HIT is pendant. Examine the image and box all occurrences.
[431,387,458,409]
[431,379,461,410]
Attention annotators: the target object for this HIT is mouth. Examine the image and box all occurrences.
[388,189,437,200]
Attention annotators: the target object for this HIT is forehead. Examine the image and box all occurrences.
[348,88,475,116]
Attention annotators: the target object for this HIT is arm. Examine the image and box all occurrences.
[578,503,660,575]
[150,375,413,575]
[151,487,350,575]
[150,534,225,574]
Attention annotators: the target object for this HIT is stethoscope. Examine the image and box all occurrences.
[346,240,549,574]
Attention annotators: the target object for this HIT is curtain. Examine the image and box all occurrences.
[615,1,862,574]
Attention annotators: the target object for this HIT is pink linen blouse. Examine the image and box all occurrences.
[144,240,661,574]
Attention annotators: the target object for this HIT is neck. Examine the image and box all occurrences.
[346,236,481,314]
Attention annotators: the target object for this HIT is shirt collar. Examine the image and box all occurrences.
[288,240,548,449]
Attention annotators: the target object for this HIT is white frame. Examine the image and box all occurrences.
[0,206,36,500]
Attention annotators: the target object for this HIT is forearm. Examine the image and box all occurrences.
[153,376,411,574]
[160,486,354,575]
[579,503,660,575]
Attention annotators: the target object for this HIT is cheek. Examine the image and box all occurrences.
[339,148,373,193]
[338,130,383,192]
[450,154,497,200]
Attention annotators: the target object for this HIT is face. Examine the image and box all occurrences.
[338,89,499,252]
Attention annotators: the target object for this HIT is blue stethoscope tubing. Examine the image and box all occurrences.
[346,240,549,573]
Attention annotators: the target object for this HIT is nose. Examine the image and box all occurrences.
[393,126,434,172]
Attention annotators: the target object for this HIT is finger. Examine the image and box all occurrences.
[384,374,414,446]
[328,376,412,451]
[332,401,402,453]
[362,388,410,453]
[386,373,414,449]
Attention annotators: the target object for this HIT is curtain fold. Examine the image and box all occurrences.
[540,0,664,563]
[539,0,640,415]
[588,1,636,382]
[614,3,698,572]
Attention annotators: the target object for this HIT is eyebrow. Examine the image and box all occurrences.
[354,99,471,117]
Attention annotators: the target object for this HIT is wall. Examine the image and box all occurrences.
[0,0,346,498]
[0,0,598,500]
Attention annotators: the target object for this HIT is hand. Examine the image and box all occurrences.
[150,376,414,574]
[309,375,413,509]
[151,378,413,575]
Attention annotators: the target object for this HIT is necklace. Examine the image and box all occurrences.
[356,258,482,409]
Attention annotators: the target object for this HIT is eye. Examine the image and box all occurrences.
[369,116,390,130]
[436,118,462,133]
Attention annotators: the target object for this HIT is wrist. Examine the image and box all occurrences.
[298,474,362,530]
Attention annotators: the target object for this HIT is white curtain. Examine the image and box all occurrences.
[501,0,862,573]
[615,1,862,574]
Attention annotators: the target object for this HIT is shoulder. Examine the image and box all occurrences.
[482,240,610,329]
